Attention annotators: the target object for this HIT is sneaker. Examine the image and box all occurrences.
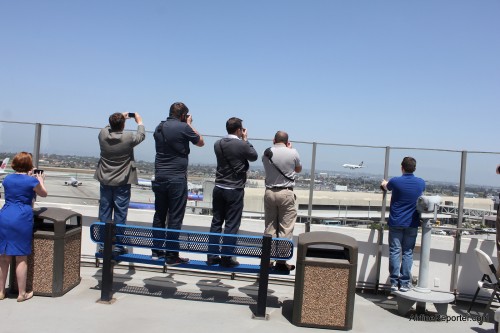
[390,284,398,292]
[399,284,413,292]
[166,256,190,266]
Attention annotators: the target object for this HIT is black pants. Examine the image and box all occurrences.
[151,178,187,258]
[208,186,244,259]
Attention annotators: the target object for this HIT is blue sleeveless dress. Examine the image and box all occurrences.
[0,174,39,256]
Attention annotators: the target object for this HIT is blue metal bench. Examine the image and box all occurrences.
[90,222,294,319]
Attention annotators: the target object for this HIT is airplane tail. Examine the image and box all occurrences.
[359,161,363,166]
[0,158,10,172]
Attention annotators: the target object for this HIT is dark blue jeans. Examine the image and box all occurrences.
[208,186,244,259]
[98,184,131,225]
[152,178,188,258]
[389,226,418,286]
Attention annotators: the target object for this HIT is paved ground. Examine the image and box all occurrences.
[0,263,496,333]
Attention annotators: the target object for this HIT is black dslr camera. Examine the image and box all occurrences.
[264,148,273,159]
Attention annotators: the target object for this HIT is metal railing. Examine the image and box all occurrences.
[1,120,500,293]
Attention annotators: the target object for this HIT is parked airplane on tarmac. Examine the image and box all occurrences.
[0,158,11,176]
[129,191,204,209]
[342,161,365,169]
[64,177,83,187]
[137,177,203,192]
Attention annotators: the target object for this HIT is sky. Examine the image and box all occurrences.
[0,1,499,186]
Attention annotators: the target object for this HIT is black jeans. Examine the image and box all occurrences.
[152,178,188,258]
[208,186,244,259]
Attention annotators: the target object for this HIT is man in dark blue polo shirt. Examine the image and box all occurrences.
[152,102,204,265]
[381,156,425,292]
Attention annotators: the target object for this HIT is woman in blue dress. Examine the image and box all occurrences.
[0,152,47,302]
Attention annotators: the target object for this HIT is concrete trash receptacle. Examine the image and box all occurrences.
[292,231,358,330]
[10,207,82,297]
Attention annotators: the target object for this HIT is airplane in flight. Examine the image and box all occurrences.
[342,161,365,170]
[64,177,83,187]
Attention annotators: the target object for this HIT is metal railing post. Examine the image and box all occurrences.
[306,142,317,232]
[375,146,390,292]
[33,123,42,168]
[451,151,467,293]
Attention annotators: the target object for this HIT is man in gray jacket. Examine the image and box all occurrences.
[95,112,145,234]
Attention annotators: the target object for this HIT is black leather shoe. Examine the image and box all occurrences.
[274,263,295,272]
[206,257,221,266]
[152,251,165,260]
[113,246,128,256]
[166,256,189,266]
[220,257,240,268]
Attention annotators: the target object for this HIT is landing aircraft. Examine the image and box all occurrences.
[64,177,83,187]
[342,161,365,169]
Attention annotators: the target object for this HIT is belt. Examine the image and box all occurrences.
[270,187,293,191]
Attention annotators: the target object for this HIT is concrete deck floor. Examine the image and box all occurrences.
[0,261,496,333]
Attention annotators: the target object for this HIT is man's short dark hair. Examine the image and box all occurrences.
[226,117,243,134]
[169,102,189,119]
[274,131,289,144]
[109,113,125,131]
[401,156,416,173]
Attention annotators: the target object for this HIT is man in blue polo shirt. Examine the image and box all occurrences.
[381,156,425,292]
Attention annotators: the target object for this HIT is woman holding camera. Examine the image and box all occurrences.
[0,152,47,302]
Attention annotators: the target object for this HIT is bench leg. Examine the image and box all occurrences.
[99,222,115,303]
[434,303,448,316]
[397,297,416,316]
[253,234,272,320]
